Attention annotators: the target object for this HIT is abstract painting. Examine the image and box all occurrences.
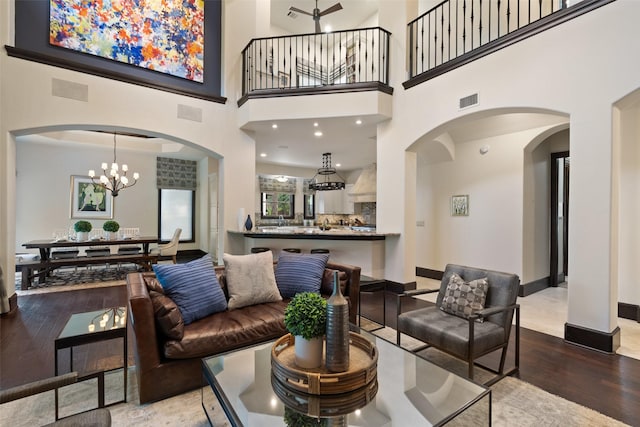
[70,175,113,219]
[50,0,204,82]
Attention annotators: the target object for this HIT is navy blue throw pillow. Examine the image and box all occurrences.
[153,254,227,325]
[275,253,330,298]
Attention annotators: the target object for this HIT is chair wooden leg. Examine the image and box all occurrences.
[172,255,177,264]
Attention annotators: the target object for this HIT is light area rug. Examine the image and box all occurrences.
[1,349,628,427]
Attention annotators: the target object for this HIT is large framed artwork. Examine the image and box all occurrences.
[49,0,204,82]
[70,175,113,219]
[10,0,223,102]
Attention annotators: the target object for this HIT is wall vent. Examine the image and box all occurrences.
[459,93,479,110]
[51,78,88,102]
[177,104,203,122]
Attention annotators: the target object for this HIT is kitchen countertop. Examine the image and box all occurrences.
[228,227,397,241]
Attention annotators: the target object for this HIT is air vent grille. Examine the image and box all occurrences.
[459,93,479,109]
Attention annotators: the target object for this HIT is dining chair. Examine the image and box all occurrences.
[150,228,182,263]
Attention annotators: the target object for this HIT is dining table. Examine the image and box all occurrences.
[23,236,159,262]
[20,236,160,288]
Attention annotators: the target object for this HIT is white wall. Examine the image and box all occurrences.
[616,99,640,307]
[15,139,157,253]
[379,0,640,335]
[0,0,262,308]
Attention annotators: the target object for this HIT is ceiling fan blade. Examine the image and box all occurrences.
[289,6,313,16]
[319,3,343,16]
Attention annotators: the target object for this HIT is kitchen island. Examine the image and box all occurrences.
[227,227,398,278]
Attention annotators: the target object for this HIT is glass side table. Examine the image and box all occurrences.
[54,306,127,420]
[359,275,387,331]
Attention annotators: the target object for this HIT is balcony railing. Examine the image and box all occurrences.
[240,27,392,104]
[405,0,613,88]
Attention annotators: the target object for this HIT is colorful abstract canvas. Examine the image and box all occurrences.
[50,0,204,82]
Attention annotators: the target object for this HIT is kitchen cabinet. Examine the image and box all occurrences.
[318,190,344,214]
[317,185,353,214]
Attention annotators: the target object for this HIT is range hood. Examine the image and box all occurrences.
[349,163,376,203]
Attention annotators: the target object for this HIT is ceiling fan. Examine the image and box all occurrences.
[289,0,343,34]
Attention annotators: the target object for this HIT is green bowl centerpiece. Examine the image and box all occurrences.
[74,220,92,242]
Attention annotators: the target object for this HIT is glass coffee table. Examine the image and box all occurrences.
[202,326,490,426]
[54,307,127,419]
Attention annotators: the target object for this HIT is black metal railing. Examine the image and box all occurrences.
[408,0,570,79]
[241,27,391,99]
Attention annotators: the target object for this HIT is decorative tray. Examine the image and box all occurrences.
[271,332,378,395]
[271,374,378,417]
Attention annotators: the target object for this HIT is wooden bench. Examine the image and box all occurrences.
[20,254,158,289]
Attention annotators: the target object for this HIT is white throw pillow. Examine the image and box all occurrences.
[223,251,282,310]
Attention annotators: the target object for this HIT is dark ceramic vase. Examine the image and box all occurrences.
[326,271,350,372]
[244,215,253,231]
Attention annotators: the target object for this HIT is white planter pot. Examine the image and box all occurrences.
[105,231,117,240]
[294,336,323,369]
[76,231,89,242]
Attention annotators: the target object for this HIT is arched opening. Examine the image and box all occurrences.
[9,125,222,294]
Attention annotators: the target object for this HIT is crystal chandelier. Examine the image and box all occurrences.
[88,132,139,197]
[309,152,345,191]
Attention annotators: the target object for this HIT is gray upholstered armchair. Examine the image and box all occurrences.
[0,372,111,426]
[396,264,520,385]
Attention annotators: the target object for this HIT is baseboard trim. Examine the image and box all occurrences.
[618,302,640,322]
[519,276,550,297]
[0,293,18,316]
[416,267,443,280]
[564,323,620,354]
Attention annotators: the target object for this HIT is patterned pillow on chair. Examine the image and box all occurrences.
[440,273,489,321]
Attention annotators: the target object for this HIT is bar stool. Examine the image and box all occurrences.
[251,247,271,253]
[282,248,301,253]
[310,249,330,254]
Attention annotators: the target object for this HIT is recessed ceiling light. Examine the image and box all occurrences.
[324,25,332,32]
[313,122,319,127]
[272,124,278,129]
[260,153,267,157]
[314,131,323,137]
[335,163,341,167]
[355,119,362,125]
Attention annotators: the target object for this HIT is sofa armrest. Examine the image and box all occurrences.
[326,261,361,324]
[127,272,162,373]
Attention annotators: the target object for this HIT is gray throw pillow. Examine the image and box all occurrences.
[440,273,488,321]
[223,251,282,310]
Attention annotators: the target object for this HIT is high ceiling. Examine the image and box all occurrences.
[270,0,378,35]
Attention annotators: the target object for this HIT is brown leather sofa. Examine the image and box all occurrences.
[127,261,361,403]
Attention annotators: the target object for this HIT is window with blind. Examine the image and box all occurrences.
[157,157,197,242]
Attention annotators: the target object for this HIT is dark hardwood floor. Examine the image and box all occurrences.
[1,285,639,425]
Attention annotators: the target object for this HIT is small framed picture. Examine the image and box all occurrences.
[451,195,469,216]
[70,175,114,219]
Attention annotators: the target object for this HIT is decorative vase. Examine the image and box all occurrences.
[76,231,89,242]
[244,214,253,231]
[106,231,116,240]
[294,335,323,369]
[325,271,350,372]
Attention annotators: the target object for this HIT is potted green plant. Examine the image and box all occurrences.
[102,220,120,240]
[284,292,327,369]
[73,220,92,242]
[284,407,326,427]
